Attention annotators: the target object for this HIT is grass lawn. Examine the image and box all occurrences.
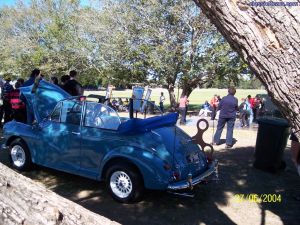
[85,88,267,111]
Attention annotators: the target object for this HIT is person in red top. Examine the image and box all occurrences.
[210,95,219,120]
[247,95,255,125]
[10,79,26,123]
[178,95,189,125]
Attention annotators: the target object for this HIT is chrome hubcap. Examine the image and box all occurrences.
[11,145,26,168]
[110,171,132,198]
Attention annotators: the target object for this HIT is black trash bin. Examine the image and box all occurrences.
[254,118,290,173]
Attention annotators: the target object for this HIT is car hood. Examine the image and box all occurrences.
[20,80,70,122]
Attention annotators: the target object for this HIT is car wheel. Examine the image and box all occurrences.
[9,139,32,171]
[106,163,144,203]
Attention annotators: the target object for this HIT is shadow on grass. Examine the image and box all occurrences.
[1,146,300,225]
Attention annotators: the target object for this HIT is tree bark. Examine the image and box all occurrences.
[181,76,208,98]
[181,87,193,99]
[194,0,300,139]
[167,84,178,111]
[0,163,119,225]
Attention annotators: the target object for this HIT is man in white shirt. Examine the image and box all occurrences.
[159,92,165,113]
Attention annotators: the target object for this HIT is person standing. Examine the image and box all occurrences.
[0,78,4,127]
[290,133,300,176]
[159,92,165,113]
[215,95,222,120]
[213,87,238,148]
[290,132,300,201]
[22,68,41,87]
[178,95,188,125]
[50,76,59,85]
[239,98,247,127]
[247,95,255,125]
[210,95,219,120]
[59,75,70,92]
[64,70,84,96]
[2,75,14,124]
[254,96,262,119]
[244,97,252,126]
[199,100,211,117]
[10,79,26,123]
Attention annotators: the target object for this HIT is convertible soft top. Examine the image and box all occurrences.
[118,112,178,134]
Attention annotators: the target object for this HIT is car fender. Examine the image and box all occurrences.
[99,146,171,190]
[3,121,40,164]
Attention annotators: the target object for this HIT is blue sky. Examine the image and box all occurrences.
[0,0,91,7]
[0,0,17,7]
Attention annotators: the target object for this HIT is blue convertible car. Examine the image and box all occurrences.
[2,81,218,202]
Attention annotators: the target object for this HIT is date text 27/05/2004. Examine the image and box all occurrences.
[234,194,282,203]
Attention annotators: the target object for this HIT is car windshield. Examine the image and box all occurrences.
[84,102,121,130]
[50,97,166,130]
[112,98,163,120]
[85,95,164,120]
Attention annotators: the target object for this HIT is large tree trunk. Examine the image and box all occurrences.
[194,0,300,139]
[0,163,119,225]
[167,84,178,111]
[181,85,193,99]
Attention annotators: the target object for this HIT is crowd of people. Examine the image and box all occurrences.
[198,93,265,128]
[182,89,268,148]
[109,98,130,112]
[1,74,299,177]
[207,87,300,178]
[178,91,265,128]
[0,68,84,127]
[177,89,239,147]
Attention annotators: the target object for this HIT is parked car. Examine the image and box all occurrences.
[1,81,218,203]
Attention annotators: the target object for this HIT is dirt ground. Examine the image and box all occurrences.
[1,119,300,225]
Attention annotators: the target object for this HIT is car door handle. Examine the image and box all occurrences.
[71,132,81,136]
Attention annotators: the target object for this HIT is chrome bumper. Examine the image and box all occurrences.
[167,160,218,191]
